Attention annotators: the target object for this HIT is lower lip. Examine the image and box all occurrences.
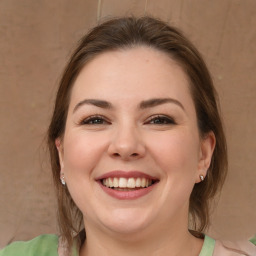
[98,181,157,200]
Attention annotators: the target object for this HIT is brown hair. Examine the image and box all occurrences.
[48,16,227,253]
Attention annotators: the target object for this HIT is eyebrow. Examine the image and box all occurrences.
[73,99,112,113]
[73,97,185,113]
[139,98,185,111]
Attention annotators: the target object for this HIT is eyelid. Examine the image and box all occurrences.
[78,114,111,125]
[145,114,176,125]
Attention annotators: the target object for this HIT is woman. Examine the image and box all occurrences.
[1,16,255,256]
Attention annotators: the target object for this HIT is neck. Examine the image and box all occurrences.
[79,216,203,256]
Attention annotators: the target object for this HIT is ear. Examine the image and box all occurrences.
[196,131,216,183]
[55,138,64,173]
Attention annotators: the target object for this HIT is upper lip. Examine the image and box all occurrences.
[95,170,159,181]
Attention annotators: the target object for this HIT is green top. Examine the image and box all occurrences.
[0,235,60,256]
[250,234,256,245]
[199,236,215,256]
[0,234,223,256]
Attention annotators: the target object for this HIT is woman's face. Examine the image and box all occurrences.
[57,46,215,237]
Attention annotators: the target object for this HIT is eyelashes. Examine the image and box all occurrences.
[78,114,176,126]
[146,115,176,125]
[79,115,110,125]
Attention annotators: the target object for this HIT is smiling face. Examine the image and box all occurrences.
[56,46,215,238]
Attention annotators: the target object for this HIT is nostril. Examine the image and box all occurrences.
[111,152,140,159]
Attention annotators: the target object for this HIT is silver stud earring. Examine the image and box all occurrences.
[199,175,204,182]
[60,173,66,185]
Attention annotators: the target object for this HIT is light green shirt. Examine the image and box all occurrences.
[199,236,215,256]
[0,234,228,256]
[0,235,59,256]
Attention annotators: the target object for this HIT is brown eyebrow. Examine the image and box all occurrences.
[139,98,185,111]
[73,99,112,113]
[73,97,185,113]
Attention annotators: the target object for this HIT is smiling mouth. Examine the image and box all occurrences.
[101,177,157,191]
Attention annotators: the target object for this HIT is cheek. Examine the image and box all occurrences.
[147,130,200,175]
[62,131,107,177]
[147,130,200,214]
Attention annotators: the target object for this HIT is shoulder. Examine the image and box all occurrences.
[0,234,59,256]
[213,238,256,256]
[250,235,256,246]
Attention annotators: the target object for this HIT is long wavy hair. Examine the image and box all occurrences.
[48,16,228,254]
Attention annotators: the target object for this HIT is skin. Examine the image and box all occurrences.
[56,46,215,256]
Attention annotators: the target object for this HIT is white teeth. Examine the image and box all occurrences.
[102,177,154,189]
[127,178,136,188]
[135,178,141,187]
[119,177,127,188]
[113,177,119,187]
[109,178,113,187]
[141,178,146,187]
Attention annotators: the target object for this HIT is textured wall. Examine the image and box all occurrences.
[0,0,255,247]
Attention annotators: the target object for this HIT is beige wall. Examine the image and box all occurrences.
[0,0,255,247]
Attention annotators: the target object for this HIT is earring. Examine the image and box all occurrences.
[60,173,66,185]
[199,175,204,182]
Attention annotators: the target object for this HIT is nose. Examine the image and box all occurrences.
[107,124,146,161]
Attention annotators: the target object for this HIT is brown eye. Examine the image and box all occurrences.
[81,115,110,125]
[146,115,176,125]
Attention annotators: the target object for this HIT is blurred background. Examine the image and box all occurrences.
[0,0,255,247]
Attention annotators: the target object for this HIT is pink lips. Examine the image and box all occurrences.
[96,170,159,200]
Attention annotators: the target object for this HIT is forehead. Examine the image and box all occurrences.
[70,46,194,109]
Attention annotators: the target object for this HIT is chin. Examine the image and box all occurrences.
[98,207,154,236]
